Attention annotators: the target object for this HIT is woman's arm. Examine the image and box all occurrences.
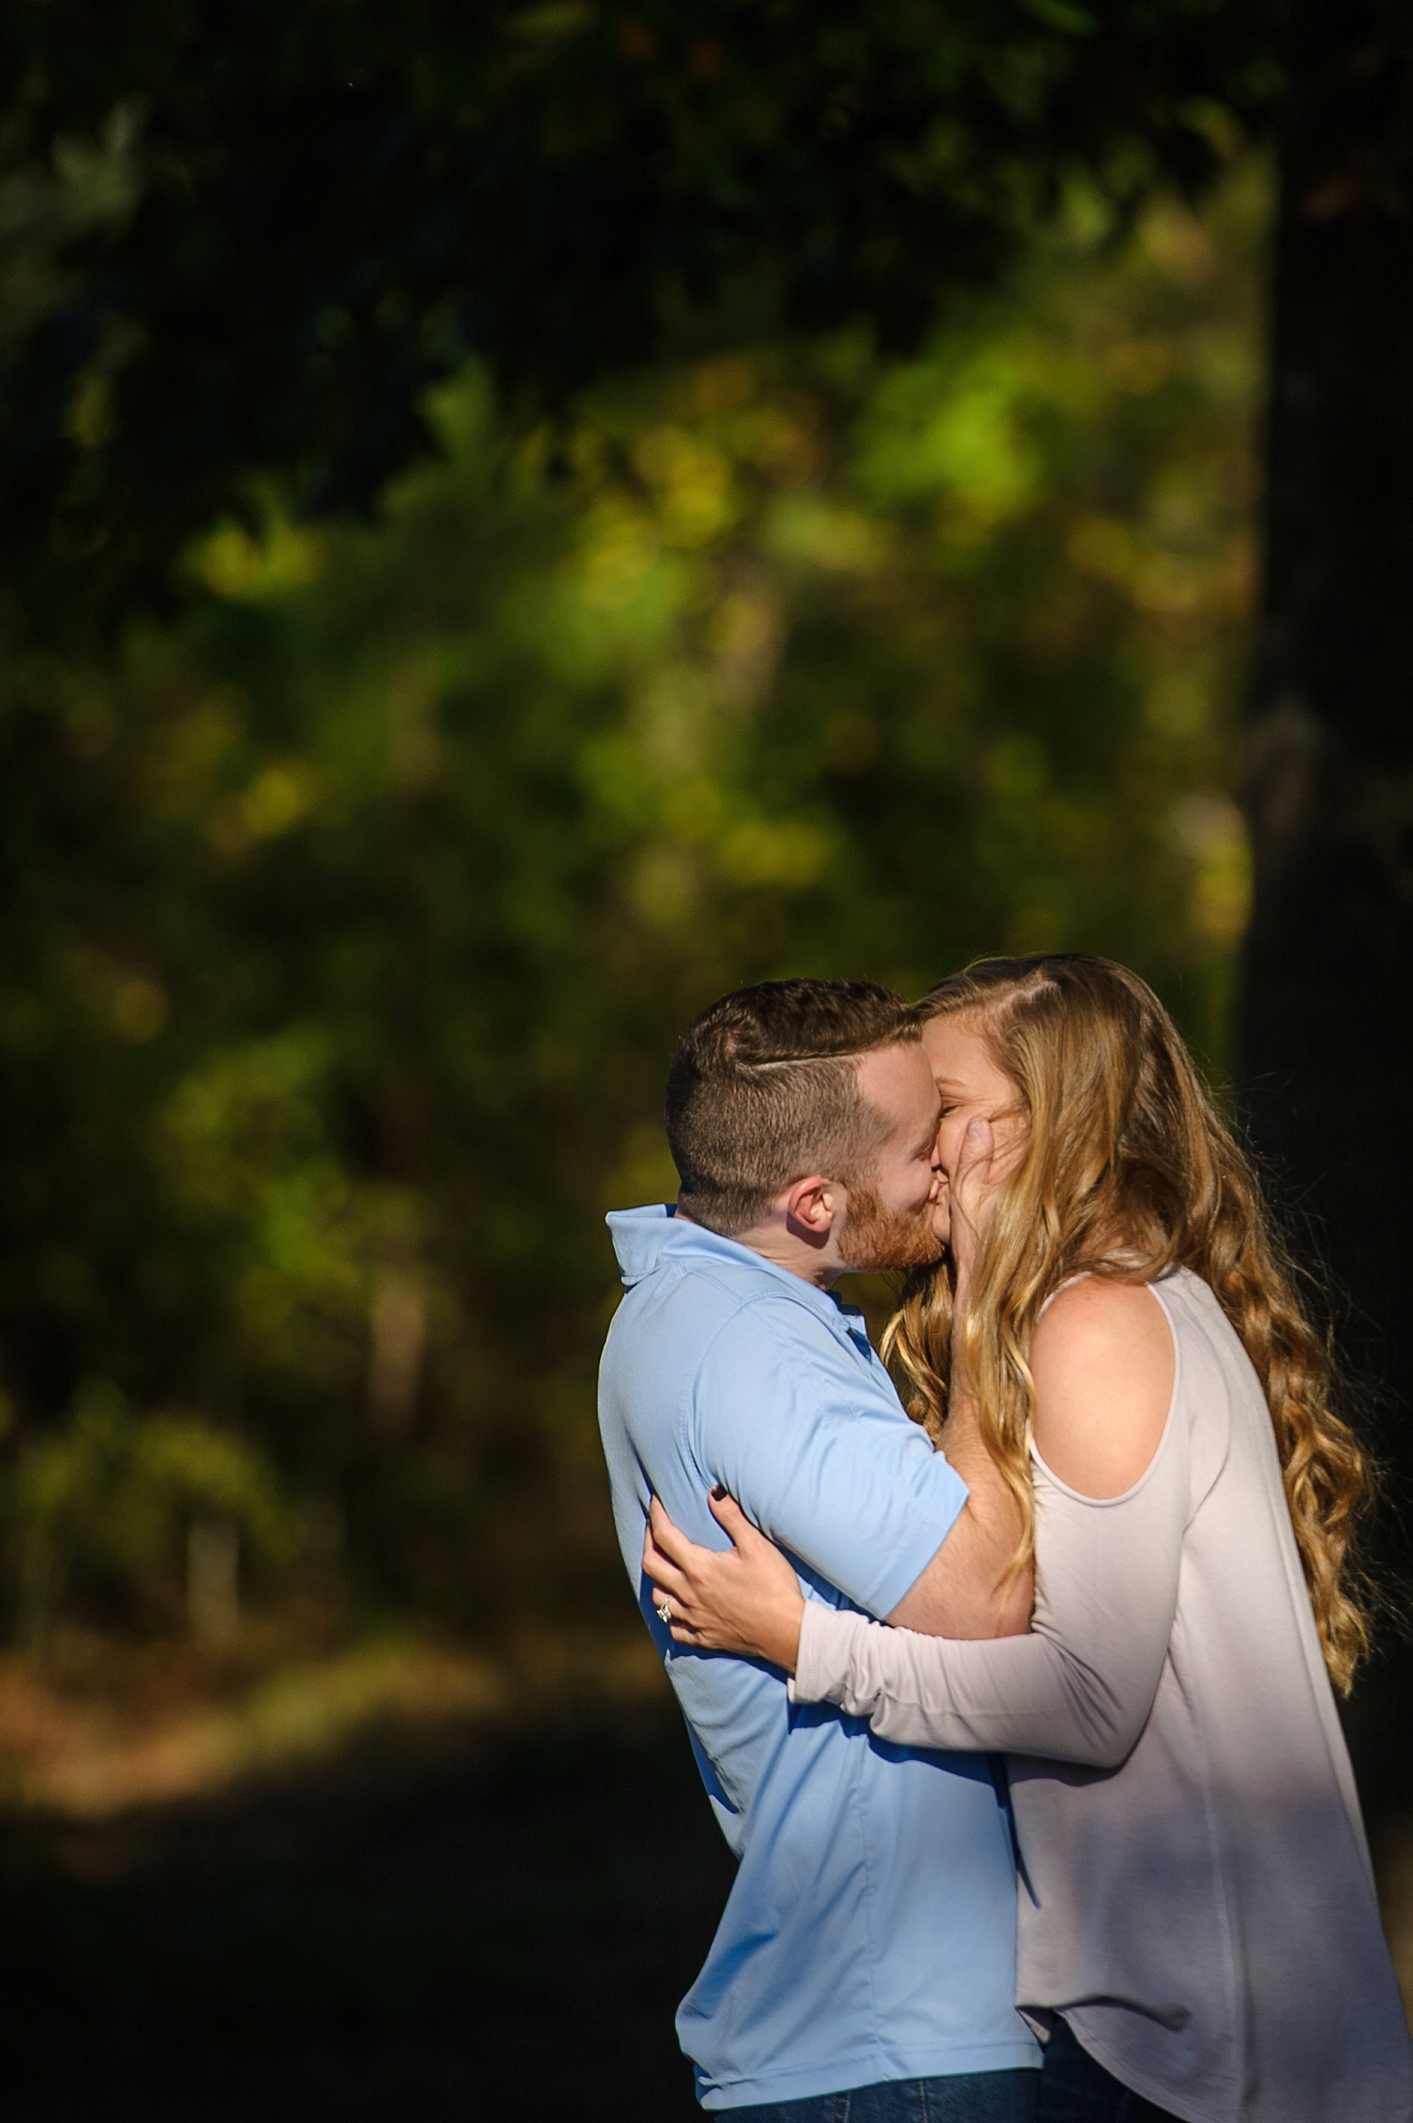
[792,1433,1178,1769]
[647,1280,1184,1769]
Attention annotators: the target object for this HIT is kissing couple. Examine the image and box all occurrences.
[598,958,1412,2122]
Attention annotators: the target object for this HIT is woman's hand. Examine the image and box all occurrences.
[643,1490,806,1673]
[948,1114,997,1325]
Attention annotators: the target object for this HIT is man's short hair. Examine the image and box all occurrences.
[665,978,921,1236]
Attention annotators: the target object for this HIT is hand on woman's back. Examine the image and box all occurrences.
[1030,1278,1175,1499]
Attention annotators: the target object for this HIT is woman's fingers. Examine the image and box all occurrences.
[645,1556,690,1608]
[707,1488,756,1544]
[649,1578,712,1645]
[650,1581,696,1627]
[648,1488,759,1573]
[955,1114,994,1195]
[949,1115,996,1295]
[648,1567,702,1625]
[642,1532,691,1601]
[642,1487,779,1656]
[647,1493,701,1565]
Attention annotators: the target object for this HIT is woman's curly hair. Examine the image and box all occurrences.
[883,954,1373,1696]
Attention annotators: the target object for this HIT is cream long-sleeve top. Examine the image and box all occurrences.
[790,1267,1413,2123]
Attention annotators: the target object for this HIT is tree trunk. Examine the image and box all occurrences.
[1239,0,1413,1816]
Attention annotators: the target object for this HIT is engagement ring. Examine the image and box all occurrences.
[658,1597,674,1625]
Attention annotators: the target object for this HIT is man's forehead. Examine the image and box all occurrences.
[857,1039,937,1114]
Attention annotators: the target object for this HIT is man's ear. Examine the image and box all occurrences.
[782,1174,839,1245]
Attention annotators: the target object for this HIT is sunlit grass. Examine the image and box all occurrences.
[0,1619,666,1819]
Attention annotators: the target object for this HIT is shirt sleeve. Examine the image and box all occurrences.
[692,1295,969,1620]
[788,1423,1188,1769]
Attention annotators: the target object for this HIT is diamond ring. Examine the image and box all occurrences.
[658,1597,674,1626]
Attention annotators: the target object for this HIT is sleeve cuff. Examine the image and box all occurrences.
[787,1601,869,1706]
[852,1463,969,1619]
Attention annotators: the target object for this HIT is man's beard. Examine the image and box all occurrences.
[837,1181,945,1272]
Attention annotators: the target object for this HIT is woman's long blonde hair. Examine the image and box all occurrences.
[882,954,1373,1695]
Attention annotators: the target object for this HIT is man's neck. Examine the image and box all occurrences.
[675,1204,842,1289]
[726,1223,842,1291]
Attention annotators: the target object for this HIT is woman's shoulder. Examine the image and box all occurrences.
[1034,1271,1173,1352]
[1030,1273,1177,1499]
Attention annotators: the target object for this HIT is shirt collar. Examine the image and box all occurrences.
[605,1202,873,1346]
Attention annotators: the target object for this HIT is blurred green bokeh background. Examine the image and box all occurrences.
[0,163,1264,1661]
[5,6,1412,2111]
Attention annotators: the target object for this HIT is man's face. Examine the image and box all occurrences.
[836,1042,946,1272]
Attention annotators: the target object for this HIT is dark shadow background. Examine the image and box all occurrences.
[0,1694,730,2123]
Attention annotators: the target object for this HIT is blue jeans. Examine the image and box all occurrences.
[1037,2020,1181,2123]
[720,2069,1039,2120]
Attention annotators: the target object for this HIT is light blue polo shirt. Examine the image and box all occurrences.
[598,1205,1038,2111]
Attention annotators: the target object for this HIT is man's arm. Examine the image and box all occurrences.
[885,1396,1032,1640]
[694,1302,985,1632]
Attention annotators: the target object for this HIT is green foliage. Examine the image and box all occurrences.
[10,1383,297,1637]
[0,0,1286,637]
[0,163,1264,1632]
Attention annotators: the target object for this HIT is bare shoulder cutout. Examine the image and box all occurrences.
[1029,1278,1176,1500]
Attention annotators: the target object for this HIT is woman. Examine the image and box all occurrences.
[644,956,1413,2123]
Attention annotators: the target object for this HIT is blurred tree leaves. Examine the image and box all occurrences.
[0,0,1286,638]
[11,1384,297,1640]
[0,161,1264,1632]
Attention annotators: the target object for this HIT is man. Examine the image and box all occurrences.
[597,979,1039,2118]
